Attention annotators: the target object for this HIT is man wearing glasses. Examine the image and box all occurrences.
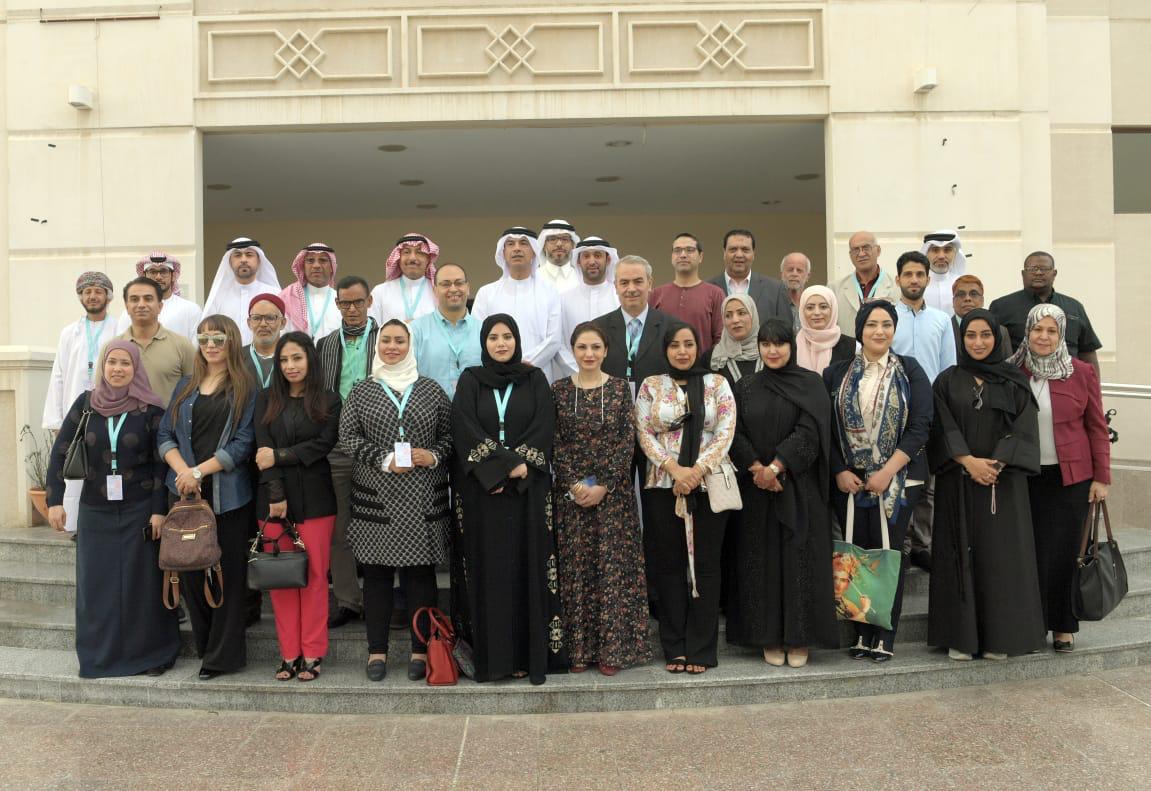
[242,294,287,390]
[315,275,378,628]
[112,277,196,403]
[410,263,481,399]
[989,251,1102,374]
[950,275,1011,357]
[832,230,900,336]
[649,232,726,352]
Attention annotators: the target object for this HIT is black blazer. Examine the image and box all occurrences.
[253,390,342,522]
[595,306,673,386]
[707,272,792,326]
[822,353,933,482]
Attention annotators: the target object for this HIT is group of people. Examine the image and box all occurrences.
[39,221,1110,685]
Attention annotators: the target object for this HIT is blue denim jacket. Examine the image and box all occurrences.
[157,377,256,515]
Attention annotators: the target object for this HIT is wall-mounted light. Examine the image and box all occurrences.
[68,85,94,110]
[913,67,938,94]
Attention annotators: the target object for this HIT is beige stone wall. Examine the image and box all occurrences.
[204,211,829,293]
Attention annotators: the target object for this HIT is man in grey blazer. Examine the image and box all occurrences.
[595,255,671,388]
[706,229,792,326]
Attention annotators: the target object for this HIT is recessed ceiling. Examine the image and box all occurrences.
[203,122,825,222]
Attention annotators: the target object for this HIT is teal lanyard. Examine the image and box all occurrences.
[107,413,127,473]
[305,285,334,336]
[380,382,414,440]
[435,315,466,372]
[249,346,273,389]
[84,318,104,385]
[625,319,642,378]
[493,384,514,445]
[400,278,425,320]
[340,319,373,377]
[854,273,876,303]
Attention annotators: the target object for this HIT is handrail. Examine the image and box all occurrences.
[1102,383,1151,400]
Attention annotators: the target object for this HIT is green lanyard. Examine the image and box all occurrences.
[84,318,104,386]
[400,278,425,320]
[380,382,414,440]
[493,384,514,445]
[107,413,128,473]
[306,285,334,336]
[249,346,273,389]
[435,315,466,372]
[340,319,373,378]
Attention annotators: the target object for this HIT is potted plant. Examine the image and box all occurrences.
[20,425,52,525]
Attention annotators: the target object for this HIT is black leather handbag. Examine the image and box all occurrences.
[247,518,309,591]
[62,395,93,480]
[1072,501,1128,621]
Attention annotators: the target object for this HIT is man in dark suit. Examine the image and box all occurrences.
[595,254,671,388]
[706,229,792,326]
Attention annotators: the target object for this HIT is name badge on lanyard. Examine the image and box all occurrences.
[401,278,425,322]
[84,318,103,388]
[106,413,127,501]
[381,381,414,468]
[493,383,514,446]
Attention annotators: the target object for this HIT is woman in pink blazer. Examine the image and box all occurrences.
[1010,304,1110,653]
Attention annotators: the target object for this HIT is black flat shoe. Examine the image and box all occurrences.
[871,641,894,663]
[1053,637,1075,653]
[848,638,872,660]
[407,659,427,681]
[329,606,362,628]
[198,668,221,681]
[366,659,388,682]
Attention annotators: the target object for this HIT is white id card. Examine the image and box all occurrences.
[393,442,413,468]
[106,475,124,501]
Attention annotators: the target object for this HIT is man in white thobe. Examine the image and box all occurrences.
[369,233,439,327]
[280,242,341,339]
[920,229,968,316]
[201,237,281,345]
[555,236,620,377]
[536,219,580,296]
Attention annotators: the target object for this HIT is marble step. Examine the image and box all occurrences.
[1,616,1149,715]
[4,565,1151,661]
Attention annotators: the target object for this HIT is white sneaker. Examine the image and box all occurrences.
[982,652,1007,661]
[948,648,973,661]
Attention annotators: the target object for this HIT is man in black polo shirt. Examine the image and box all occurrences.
[989,250,1101,374]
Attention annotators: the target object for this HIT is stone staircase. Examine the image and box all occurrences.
[0,525,1149,714]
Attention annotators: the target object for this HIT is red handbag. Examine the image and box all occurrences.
[411,607,460,686]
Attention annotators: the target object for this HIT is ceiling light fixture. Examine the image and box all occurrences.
[416,204,438,210]
[794,173,820,181]
[243,207,264,212]
[206,184,232,191]
[761,200,782,205]
[605,140,632,148]
[399,179,425,186]
[595,176,621,183]
[587,201,610,207]
[378,144,408,152]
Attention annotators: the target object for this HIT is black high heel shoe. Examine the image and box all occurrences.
[275,657,300,681]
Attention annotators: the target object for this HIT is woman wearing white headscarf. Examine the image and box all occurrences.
[795,286,856,375]
[702,293,763,388]
[338,319,453,682]
[1009,303,1111,654]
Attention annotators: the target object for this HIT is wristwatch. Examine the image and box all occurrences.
[191,467,203,481]
[768,463,781,477]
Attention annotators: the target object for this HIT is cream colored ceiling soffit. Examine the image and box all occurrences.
[197,5,825,95]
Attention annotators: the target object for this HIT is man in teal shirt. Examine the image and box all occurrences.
[411,263,481,400]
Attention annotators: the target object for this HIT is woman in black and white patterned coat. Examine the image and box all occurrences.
[338,319,453,682]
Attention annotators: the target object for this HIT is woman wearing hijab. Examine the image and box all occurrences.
[928,309,1045,661]
[1009,304,1110,653]
[796,286,856,375]
[727,319,838,668]
[551,321,651,676]
[702,294,764,388]
[636,323,736,675]
[46,341,179,678]
[338,319,452,682]
[254,331,342,682]
[450,313,567,684]
[824,301,933,662]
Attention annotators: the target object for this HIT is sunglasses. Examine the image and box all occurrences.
[196,334,228,347]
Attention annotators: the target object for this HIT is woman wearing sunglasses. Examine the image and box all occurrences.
[158,315,257,680]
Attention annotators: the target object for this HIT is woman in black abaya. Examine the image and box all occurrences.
[450,314,567,684]
[927,309,1045,660]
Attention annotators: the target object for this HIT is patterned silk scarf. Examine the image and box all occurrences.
[835,352,911,520]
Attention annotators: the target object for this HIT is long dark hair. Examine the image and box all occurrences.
[169,314,253,433]
[261,332,330,425]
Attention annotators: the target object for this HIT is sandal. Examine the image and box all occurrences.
[511,670,528,679]
[685,664,707,675]
[275,657,300,681]
[297,657,322,682]
[665,657,687,674]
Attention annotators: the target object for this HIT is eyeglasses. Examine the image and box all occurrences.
[436,280,468,289]
[1023,265,1053,274]
[196,334,228,347]
[953,290,983,299]
[248,314,282,324]
[336,299,368,310]
[849,245,875,256]
[672,246,698,255]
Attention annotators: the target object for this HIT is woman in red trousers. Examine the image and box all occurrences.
[1009,304,1111,654]
[254,331,342,681]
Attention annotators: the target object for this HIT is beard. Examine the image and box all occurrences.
[84,301,108,315]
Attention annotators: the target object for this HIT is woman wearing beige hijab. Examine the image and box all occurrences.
[796,286,856,375]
